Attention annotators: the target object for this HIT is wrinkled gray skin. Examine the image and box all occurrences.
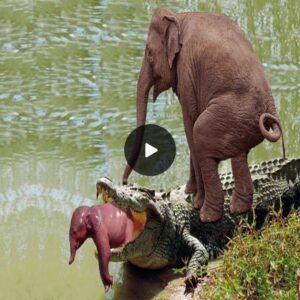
[122,8,284,223]
[98,158,300,293]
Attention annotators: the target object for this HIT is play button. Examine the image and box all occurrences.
[124,124,176,176]
[145,143,158,158]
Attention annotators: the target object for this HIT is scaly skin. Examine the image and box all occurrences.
[96,158,300,292]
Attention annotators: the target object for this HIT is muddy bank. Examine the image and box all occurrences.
[110,260,222,300]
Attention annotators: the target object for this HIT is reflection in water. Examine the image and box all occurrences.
[0,158,109,299]
[0,0,299,299]
[110,264,180,300]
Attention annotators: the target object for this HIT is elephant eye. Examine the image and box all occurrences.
[146,46,151,56]
[145,45,154,64]
[147,49,154,63]
[148,56,154,63]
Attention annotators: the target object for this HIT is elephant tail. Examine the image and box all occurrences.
[259,113,286,159]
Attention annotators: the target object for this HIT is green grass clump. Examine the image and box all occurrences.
[200,210,300,300]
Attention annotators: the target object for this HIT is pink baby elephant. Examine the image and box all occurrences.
[68,202,136,292]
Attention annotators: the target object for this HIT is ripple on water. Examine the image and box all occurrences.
[0,0,299,298]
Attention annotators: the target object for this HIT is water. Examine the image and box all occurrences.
[0,0,299,299]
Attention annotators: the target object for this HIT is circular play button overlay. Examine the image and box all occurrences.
[124,124,176,176]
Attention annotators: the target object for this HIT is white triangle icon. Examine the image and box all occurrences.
[145,143,158,158]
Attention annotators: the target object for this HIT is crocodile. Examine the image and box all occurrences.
[96,158,300,292]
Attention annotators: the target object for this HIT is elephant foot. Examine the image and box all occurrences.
[230,190,253,215]
[200,202,224,223]
[103,275,114,292]
[185,179,197,194]
[193,192,204,209]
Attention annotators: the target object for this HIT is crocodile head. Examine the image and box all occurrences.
[96,177,167,269]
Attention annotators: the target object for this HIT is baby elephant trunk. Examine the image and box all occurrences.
[69,242,77,265]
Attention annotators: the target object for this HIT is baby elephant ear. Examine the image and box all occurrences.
[163,15,182,69]
[86,211,101,232]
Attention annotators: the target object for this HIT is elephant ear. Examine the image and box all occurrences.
[86,211,101,233]
[163,15,182,69]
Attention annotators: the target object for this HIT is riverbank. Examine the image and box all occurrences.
[111,210,300,300]
[200,210,300,299]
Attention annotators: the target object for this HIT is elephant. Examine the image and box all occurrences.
[68,202,136,292]
[122,8,284,223]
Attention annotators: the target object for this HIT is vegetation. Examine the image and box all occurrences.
[199,210,300,299]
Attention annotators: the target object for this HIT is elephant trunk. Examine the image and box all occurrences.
[122,59,153,184]
[69,242,77,265]
[69,237,84,265]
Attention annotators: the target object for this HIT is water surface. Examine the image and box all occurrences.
[0,0,299,299]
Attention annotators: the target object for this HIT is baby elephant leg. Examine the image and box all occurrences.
[230,153,253,214]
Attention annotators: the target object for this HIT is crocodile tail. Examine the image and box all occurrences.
[259,113,286,160]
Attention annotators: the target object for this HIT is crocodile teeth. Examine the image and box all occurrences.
[102,191,114,203]
[96,185,114,203]
[102,192,108,202]
[96,186,103,199]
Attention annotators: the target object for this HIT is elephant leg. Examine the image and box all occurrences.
[197,157,224,223]
[93,231,113,292]
[190,156,204,209]
[230,152,253,214]
[182,109,205,209]
[185,156,197,193]
[193,101,242,222]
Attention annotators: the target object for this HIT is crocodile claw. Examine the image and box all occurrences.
[184,272,198,295]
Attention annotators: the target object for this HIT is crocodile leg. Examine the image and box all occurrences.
[230,152,253,214]
[182,228,209,293]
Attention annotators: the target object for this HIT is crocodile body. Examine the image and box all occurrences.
[96,158,300,287]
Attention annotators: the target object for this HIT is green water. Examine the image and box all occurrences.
[0,0,298,299]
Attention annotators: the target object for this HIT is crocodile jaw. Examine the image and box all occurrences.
[96,178,148,240]
[97,179,164,264]
[130,209,147,239]
[97,185,115,203]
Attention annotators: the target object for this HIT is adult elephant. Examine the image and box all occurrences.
[122,8,284,223]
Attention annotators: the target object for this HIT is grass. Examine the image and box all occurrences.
[200,210,300,300]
